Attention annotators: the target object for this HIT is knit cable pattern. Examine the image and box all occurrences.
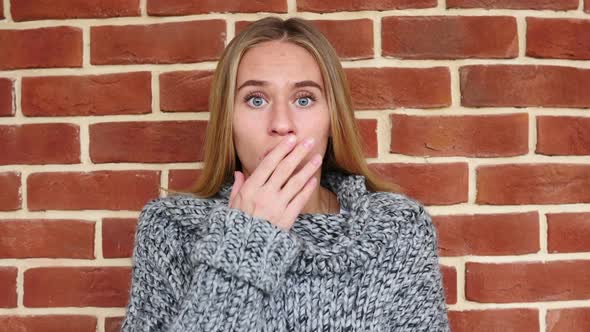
[120,170,451,331]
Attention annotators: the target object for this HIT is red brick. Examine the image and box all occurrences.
[22,72,151,116]
[537,116,590,156]
[0,315,96,332]
[298,0,436,12]
[91,20,225,65]
[0,27,82,70]
[102,218,136,258]
[466,260,590,302]
[461,65,590,108]
[527,18,590,60]
[27,171,160,211]
[433,212,539,256]
[448,309,539,332]
[547,212,590,253]
[0,219,94,258]
[547,307,590,332]
[0,78,13,116]
[147,0,286,15]
[440,265,457,304]
[358,119,378,158]
[24,267,131,307]
[0,124,80,165]
[159,70,212,112]
[586,0,590,13]
[0,172,21,211]
[382,16,517,59]
[236,19,374,60]
[346,67,451,110]
[369,162,468,205]
[0,267,17,308]
[476,164,590,205]
[105,317,125,332]
[169,169,201,192]
[11,0,139,21]
[315,19,374,60]
[391,114,528,157]
[89,121,207,163]
[447,0,577,9]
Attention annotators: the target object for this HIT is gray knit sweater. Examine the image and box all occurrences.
[120,170,451,331]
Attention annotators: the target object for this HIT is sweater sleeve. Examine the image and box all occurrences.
[168,203,302,331]
[120,198,302,332]
[386,204,451,332]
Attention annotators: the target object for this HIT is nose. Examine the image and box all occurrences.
[268,98,295,136]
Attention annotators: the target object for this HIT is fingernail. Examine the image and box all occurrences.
[287,135,296,144]
[312,154,322,165]
[303,137,315,148]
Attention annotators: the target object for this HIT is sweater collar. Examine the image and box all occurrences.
[216,170,396,276]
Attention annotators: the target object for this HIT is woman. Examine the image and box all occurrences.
[121,16,450,331]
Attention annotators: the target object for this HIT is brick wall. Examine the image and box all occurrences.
[1,1,589,331]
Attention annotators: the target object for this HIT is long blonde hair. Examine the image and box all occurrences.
[167,16,401,198]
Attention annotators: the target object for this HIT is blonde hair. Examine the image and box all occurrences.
[165,16,402,198]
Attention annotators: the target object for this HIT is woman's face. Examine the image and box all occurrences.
[232,40,331,179]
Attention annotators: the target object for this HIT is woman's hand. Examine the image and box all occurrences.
[228,134,323,231]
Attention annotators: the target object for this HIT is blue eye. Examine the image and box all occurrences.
[245,95,267,108]
[297,97,311,107]
[295,94,317,108]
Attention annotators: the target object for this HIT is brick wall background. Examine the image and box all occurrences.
[1,0,590,331]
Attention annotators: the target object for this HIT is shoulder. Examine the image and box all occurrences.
[136,193,224,241]
[139,193,223,219]
[140,193,220,214]
[364,191,437,245]
[366,191,432,224]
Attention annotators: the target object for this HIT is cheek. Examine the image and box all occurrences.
[232,112,264,169]
[233,108,257,136]
[233,106,263,125]
[312,108,331,137]
[232,125,251,156]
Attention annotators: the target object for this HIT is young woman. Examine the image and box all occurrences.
[121,16,450,331]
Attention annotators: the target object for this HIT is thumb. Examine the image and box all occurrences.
[228,171,244,207]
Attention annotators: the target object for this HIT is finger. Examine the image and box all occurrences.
[280,153,323,202]
[228,172,239,205]
[266,137,316,191]
[282,176,317,224]
[228,171,244,207]
[231,171,256,215]
[245,134,297,190]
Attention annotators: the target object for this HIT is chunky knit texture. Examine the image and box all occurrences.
[120,170,450,331]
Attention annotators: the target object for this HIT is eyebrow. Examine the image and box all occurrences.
[236,80,323,92]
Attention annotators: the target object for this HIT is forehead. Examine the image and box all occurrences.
[236,41,323,84]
